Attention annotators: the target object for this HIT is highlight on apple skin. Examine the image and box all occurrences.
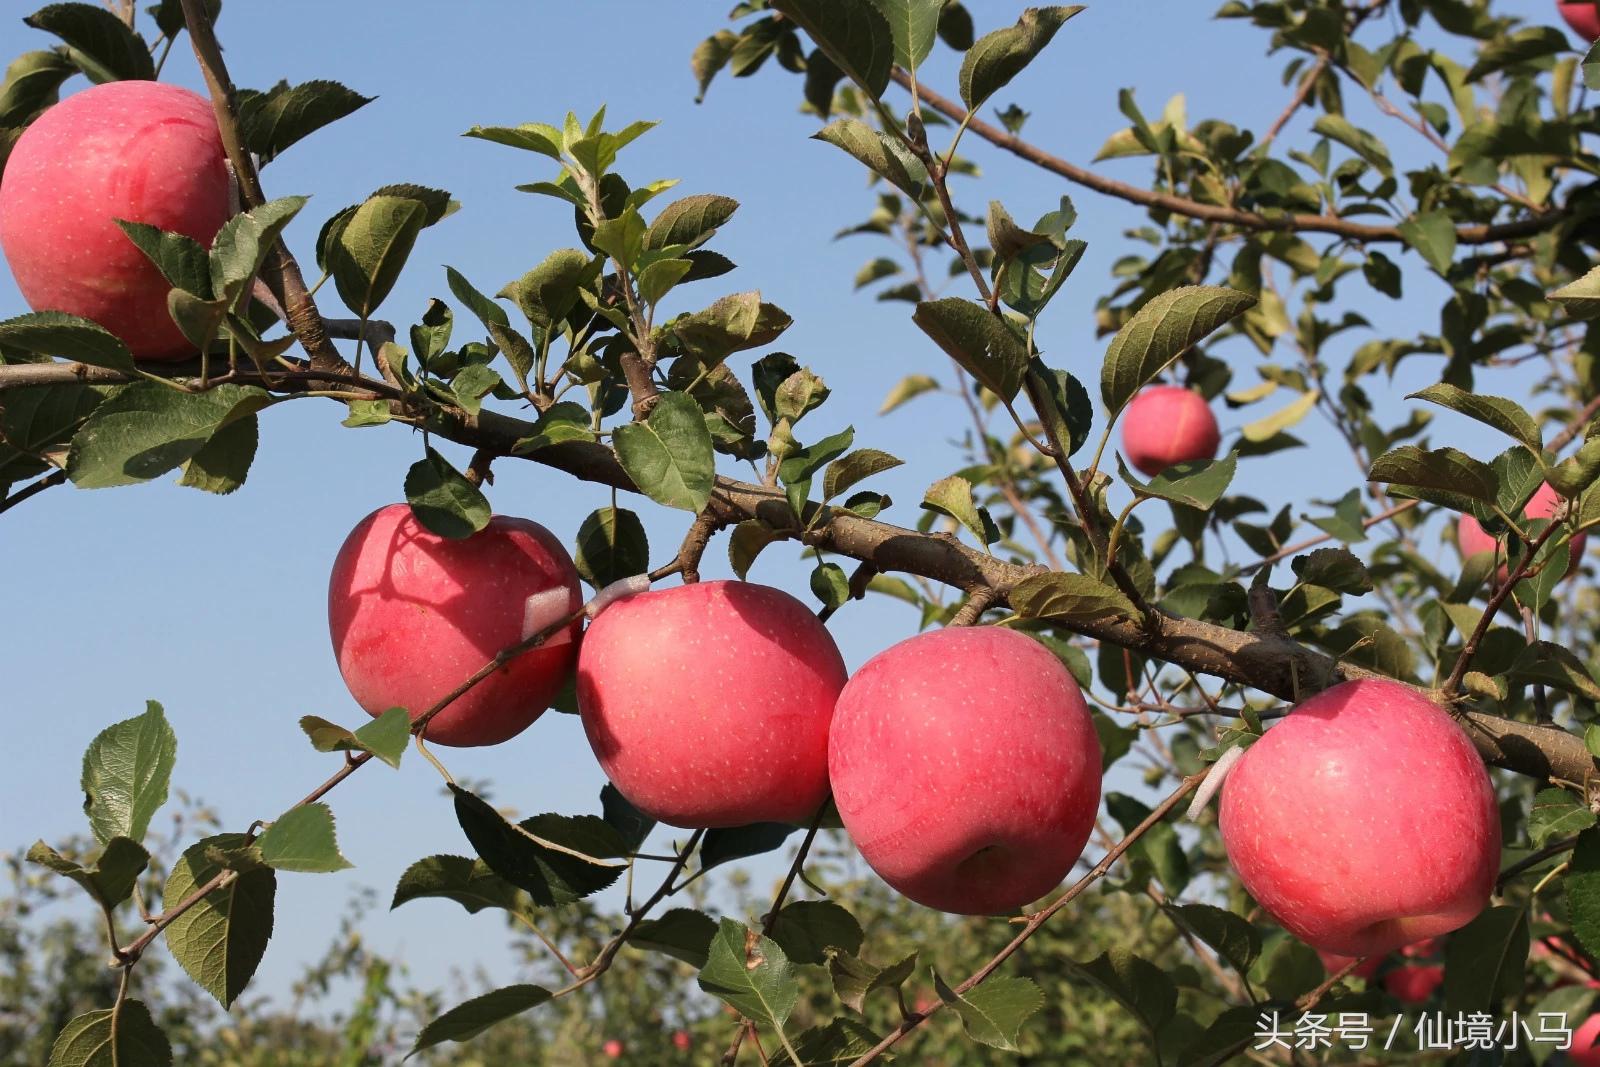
[829,626,1102,916]
[1457,481,1586,580]
[576,580,847,829]
[0,80,231,360]
[1560,1,1600,42]
[1219,678,1499,957]
[1120,384,1222,477]
[328,503,582,747]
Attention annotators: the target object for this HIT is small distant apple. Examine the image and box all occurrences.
[603,1038,624,1059]
[328,504,582,747]
[829,626,1102,915]
[577,580,848,828]
[1316,949,1382,981]
[0,81,231,360]
[1219,678,1499,957]
[1560,1,1600,42]
[1383,963,1445,1004]
[1456,482,1586,580]
[1121,384,1222,476]
[671,1030,691,1051]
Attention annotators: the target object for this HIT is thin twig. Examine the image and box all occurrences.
[0,470,67,516]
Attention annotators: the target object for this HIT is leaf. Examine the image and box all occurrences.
[1550,264,1600,320]
[1368,445,1497,503]
[1162,903,1260,978]
[770,1019,884,1066]
[235,79,374,163]
[1311,114,1393,176]
[410,984,553,1056]
[209,196,308,305]
[327,195,428,317]
[574,506,649,589]
[958,6,1084,110]
[404,447,491,540]
[1529,788,1596,849]
[80,701,176,845]
[1571,829,1600,964]
[0,50,74,128]
[1290,546,1373,595]
[511,401,594,454]
[25,3,155,84]
[921,474,994,546]
[613,391,716,512]
[1511,641,1600,701]
[865,0,943,70]
[463,122,563,159]
[1010,572,1137,623]
[629,907,719,968]
[1120,453,1236,510]
[880,373,939,413]
[730,521,783,580]
[114,223,213,299]
[1028,360,1094,457]
[47,1000,170,1067]
[1466,25,1569,82]
[27,836,149,908]
[176,411,257,495]
[445,266,511,330]
[829,949,917,1013]
[298,706,410,769]
[770,0,895,99]
[933,973,1043,1052]
[162,833,276,1009]
[1442,904,1529,1016]
[1240,389,1318,443]
[1409,383,1541,452]
[1398,211,1458,275]
[768,900,865,965]
[698,918,800,1032]
[811,561,851,610]
[1074,949,1177,1037]
[691,30,739,102]
[0,311,135,372]
[451,785,624,907]
[814,118,926,198]
[647,193,739,251]
[912,298,1028,401]
[823,448,902,500]
[1100,286,1255,415]
[255,803,352,873]
[391,855,527,916]
[700,822,799,870]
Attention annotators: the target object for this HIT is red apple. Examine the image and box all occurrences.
[1573,1014,1600,1067]
[576,580,847,828]
[1316,949,1382,981]
[1561,1,1600,41]
[328,504,582,747]
[1457,482,1586,580]
[1121,384,1222,476]
[1383,963,1445,1004]
[671,1030,691,1051]
[828,626,1102,915]
[602,1038,624,1059]
[0,81,230,360]
[1220,678,1499,957]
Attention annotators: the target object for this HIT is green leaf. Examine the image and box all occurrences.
[811,561,851,610]
[1571,829,1600,962]
[1368,445,1498,503]
[0,50,74,128]
[162,833,276,1009]
[1466,25,1569,82]
[1010,572,1137,623]
[1290,546,1373,595]
[80,700,176,845]
[256,803,352,873]
[1240,389,1318,443]
[1028,360,1094,457]
[692,30,739,102]
[958,6,1084,110]
[1120,453,1236,510]
[450,785,624,907]
[768,900,864,965]
[698,918,800,1032]
[114,222,213,299]
[933,973,1043,1052]
[629,907,719,968]
[1100,286,1255,415]
[1511,641,1600,701]
[1409,383,1541,452]
[327,195,428,317]
[814,118,927,198]
[27,836,149,908]
[823,448,903,500]
[0,311,136,372]
[1311,114,1393,176]
[391,855,528,917]
[445,266,511,330]
[729,521,783,580]
[574,506,649,589]
[921,474,994,546]
[770,0,895,98]
[47,1000,170,1067]
[404,446,491,540]
[511,401,594,454]
[647,194,739,251]
[176,412,257,495]
[298,706,410,769]
[829,949,917,1014]
[1162,903,1260,978]
[209,196,308,305]
[770,1019,883,1066]
[25,3,155,84]
[866,0,943,70]
[463,122,563,159]
[1550,264,1600,320]
[880,373,939,413]
[235,79,374,164]
[912,298,1028,402]
[1442,904,1529,1016]
[1073,949,1177,1038]
[589,209,647,270]
[700,822,798,870]
[1398,211,1458,275]
[410,984,553,1056]
[613,391,716,512]
[1529,788,1596,849]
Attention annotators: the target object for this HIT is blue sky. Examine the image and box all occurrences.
[0,0,1578,1009]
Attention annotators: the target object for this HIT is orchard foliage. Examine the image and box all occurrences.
[13,0,1600,1063]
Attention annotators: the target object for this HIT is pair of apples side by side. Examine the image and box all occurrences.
[0,77,1535,987]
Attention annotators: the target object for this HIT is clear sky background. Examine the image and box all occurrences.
[0,0,1580,1012]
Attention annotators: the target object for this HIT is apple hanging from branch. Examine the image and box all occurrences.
[1120,384,1222,476]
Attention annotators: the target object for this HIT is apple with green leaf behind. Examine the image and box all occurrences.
[576,580,847,829]
[829,626,1101,915]
[1220,678,1499,957]
[0,80,231,360]
[328,503,582,747]
[1456,481,1585,580]
[1121,384,1221,476]
[1560,1,1600,42]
